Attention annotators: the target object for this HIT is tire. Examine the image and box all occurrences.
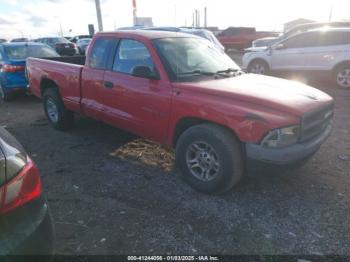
[176,123,244,194]
[0,82,14,102]
[43,88,74,130]
[248,60,269,75]
[334,64,350,89]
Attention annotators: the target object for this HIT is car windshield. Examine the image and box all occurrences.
[153,37,239,82]
[47,37,70,44]
[4,45,59,60]
[79,39,91,44]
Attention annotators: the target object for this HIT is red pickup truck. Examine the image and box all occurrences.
[27,30,334,194]
[217,27,279,50]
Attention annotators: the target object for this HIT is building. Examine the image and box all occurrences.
[135,17,153,27]
[284,18,315,32]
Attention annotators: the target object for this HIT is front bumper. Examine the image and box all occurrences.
[246,124,332,165]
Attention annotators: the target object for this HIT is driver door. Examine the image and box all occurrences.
[270,33,311,71]
[101,38,172,142]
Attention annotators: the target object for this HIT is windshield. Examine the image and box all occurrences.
[4,45,59,60]
[78,39,91,44]
[153,37,239,82]
[47,37,70,44]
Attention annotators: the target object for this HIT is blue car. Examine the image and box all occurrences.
[0,42,59,101]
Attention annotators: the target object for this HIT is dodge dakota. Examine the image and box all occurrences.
[26,30,334,194]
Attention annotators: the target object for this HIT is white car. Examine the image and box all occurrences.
[242,28,350,88]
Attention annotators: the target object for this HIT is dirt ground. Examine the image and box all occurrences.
[0,73,349,255]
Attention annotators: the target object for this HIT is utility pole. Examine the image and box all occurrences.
[59,22,63,37]
[133,0,137,26]
[95,0,103,32]
[328,4,334,22]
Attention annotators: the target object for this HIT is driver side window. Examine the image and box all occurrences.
[282,33,316,49]
[113,39,155,75]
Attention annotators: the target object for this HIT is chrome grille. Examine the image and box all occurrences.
[300,103,334,143]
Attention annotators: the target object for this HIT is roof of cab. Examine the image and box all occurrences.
[96,30,198,40]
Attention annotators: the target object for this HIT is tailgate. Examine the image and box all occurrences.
[26,57,83,113]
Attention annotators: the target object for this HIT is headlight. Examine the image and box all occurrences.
[261,125,300,148]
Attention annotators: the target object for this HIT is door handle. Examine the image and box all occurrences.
[104,81,113,89]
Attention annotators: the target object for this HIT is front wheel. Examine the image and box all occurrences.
[176,124,244,194]
[335,64,350,89]
[248,60,269,75]
[43,88,74,130]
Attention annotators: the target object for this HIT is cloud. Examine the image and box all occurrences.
[0,17,14,25]
[27,15,48,27]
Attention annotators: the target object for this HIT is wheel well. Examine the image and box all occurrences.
[333,61,350,72]
[40,78,58,96]
[172,117,241,148]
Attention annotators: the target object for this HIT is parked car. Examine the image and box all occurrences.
[252,21,350,49]
[27,30,334,194]
[10,38,30,43]
[69,35,92,43]
[242,28,350,88]
[34,37,77,56]
[142,27,225,52]
[76,38,92,55]
[217,27,278,50]
[0,42,59,101]
[244,37,280,52]
[0,126,55,255]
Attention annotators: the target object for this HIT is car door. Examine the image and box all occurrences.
[81,37,115,120]
[270,33,311,71]
[301,31,349,71]
[102,38,172,142]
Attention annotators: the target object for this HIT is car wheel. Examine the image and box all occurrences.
[43,88,74,130]
[335,64,350,89]
[248,60,269,75]
[0,82,13,102]
[176,123,244,194]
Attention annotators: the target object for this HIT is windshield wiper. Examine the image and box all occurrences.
[216,68,240,74]
[215,68,244,78]
[178,70,216,76]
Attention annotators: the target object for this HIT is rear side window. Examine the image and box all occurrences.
[321,31,350,46]
[89,38,114,70]
[113,39,155,74]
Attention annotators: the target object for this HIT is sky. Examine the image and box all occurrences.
[0,0,349,39]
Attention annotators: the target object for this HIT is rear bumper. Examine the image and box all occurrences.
[246,124,332,165]
[0,195,55,256]
[1,74,28,91]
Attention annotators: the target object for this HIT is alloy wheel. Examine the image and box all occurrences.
[337,69,350,88]
[186,141,220,182]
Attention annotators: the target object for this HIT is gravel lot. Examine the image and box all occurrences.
[0,74,349,255]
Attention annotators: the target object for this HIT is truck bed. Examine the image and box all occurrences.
[26,56,85,113]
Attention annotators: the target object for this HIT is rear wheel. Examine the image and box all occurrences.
[176,123,244,194]
[43,88,74,130]
[248,60,269,75]
[335,64,350,89]
[0,83,13,102]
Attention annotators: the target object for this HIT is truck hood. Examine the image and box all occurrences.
[174,74,334,116]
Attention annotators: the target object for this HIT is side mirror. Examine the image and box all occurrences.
[131,66,160,80]
[274,43,285,50]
